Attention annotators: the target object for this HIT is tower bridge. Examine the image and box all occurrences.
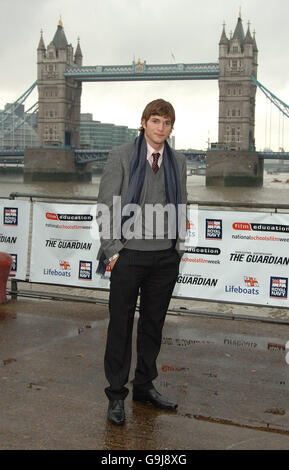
[1,13,288,186]
[64,62,220,82]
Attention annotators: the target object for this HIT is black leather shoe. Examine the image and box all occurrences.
[133,388,178,410]
[107,399,125,425]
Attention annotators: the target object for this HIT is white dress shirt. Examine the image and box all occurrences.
[146,142,164,169]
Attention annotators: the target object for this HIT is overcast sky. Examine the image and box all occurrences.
[1,0,288,150]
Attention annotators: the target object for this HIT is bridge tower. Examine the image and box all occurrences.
[206,12,263,186]
[218,12,258,151]
[24,19,90,181]
[37,19,82,147]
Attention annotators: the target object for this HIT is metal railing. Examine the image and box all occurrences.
[9,192,289,210]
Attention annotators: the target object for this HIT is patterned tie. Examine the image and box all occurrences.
[152,152,160,173]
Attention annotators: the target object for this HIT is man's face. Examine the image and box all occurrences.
[142,114,173,149]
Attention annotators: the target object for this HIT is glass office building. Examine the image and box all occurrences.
[80,114,138,149]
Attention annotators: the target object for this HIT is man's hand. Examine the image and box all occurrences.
[109,254,119,270]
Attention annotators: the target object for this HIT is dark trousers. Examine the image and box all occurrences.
[104,247,180,400]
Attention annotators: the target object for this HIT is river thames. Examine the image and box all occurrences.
[1,170,289,205]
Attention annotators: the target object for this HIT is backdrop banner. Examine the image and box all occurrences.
[0,199,31,280]
[29,201,105,288]
[174,207,289,307]
[29,202,289,307]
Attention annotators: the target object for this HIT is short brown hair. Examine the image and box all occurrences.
[139,99,175,131]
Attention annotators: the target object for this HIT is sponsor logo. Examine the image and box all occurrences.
[59,260,71,271]
[244,276,259,287]
[233,222,289,233]
[270,277,288,299]
[232,222,251,231]
[45,239,92,250]
[185,246,221,256]
[177,274,218,286]
[0,235,17,244]
[79,260,92,280]
[43,260,72,277]
[45,212,93,222]
[3,207,18,226]
[206,219,222,240]
[246,254,289,265]
[229,252,289,265]
[46,213,58,221]
[225,276,260,295]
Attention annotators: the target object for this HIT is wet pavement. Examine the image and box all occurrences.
[1,295,289,450]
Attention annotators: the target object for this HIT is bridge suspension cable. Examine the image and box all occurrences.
[251,76,289,119]
[253,76,288,151]
[0,81,37,125]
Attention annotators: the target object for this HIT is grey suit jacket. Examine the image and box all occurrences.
[96,140,187,262]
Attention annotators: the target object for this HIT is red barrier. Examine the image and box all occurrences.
[0,252,13,304]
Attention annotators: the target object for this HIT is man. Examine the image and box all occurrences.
[96,99,187,425]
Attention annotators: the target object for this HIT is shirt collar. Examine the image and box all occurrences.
[146,142,164,159]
